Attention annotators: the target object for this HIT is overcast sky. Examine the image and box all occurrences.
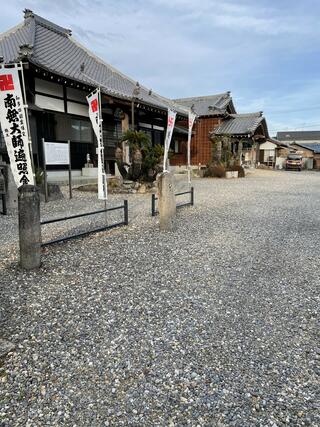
[2,0,320,135]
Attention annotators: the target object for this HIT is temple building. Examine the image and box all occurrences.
[0,9,188,180]
[172,93,236,167]
[211,112,270,166]
[173,94,271,167]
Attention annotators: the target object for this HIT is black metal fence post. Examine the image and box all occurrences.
[42,138,48,203]
[151,193,156,217]
[124,200,129,225]
[151,188,195,215]
[68,140,72,199]
[1,194,7,215]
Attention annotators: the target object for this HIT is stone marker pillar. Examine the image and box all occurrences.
[0,162,18,212]
[7,166,18,211]
[18,185,41,270]
[158,171,176,231]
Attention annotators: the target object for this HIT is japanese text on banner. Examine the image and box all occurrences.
[86,89,107,200]
[163,109,176,171]
[0,66,34,187]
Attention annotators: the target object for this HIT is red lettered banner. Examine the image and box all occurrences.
[86,88,107,200]
[0,65,34,187]
[163,109,177,171]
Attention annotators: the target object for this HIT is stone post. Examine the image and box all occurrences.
[238,140,243,166]
[158,171,176,231]
[18,185,41,270]
[0,163,18,212]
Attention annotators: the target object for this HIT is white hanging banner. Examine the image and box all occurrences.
[87,88,107,200]
[163,108,176,171]
[187,111,197,185]
[0,64,34,187]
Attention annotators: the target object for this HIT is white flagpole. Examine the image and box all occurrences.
[98,88,108,217]
[19,61,35,177]
[187,140,191,187]
[87,87,107,201]
[187,111,196,187]
[163,109,176,172]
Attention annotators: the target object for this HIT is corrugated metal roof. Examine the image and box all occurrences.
[212,113,269,137]
[173,93,236,117]
[292,142,320,154]
[0,10,187,116]
[277,131,320,141]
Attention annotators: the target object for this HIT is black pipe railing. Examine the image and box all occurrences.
[151,187,194,216]
[41,200,128,247]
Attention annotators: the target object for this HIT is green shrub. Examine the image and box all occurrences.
[119,130,167,182]
[204,163,226,178]
[35,168,44,186]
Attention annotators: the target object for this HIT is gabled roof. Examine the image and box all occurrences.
[212,112,269,138]
[173,92,236,117]
[277,131,320,141]
[290,142,320,154]
[0,9,187,116]
[266,138,290,148]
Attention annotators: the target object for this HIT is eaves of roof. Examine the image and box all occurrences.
[0,10,188,117]
[291,142,320,154]
[211,113,269,138]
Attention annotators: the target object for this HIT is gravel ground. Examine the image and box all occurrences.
[0,170,319,426]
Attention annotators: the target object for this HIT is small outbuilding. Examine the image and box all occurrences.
[276,131,320,169]
[211,112,269,166]
[258,138,292,169]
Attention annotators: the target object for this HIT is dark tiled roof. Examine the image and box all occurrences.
[173,93,236,117]
[0,10,187,116]
[277,131,320,141]
[212,113,269,138]
[291,142,320,154]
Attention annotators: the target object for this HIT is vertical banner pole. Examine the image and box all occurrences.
[87,87,107,204]
[187,111,196,188]
[68,140,72,199]
[41,138,48,203]
[0,63,34,188]
[98,89,108,224]
[163,109,177,172]
[20,62,35,177]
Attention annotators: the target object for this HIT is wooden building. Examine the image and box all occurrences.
[210,112,270,166]
[0,10,188,180]
[171,93,236,167]
[171,94,270,168]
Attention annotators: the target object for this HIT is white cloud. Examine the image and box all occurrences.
[2,0,320,133]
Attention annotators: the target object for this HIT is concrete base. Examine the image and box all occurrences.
[226,171,239,179]
[82,167,98,177]
[158,171,176,231]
